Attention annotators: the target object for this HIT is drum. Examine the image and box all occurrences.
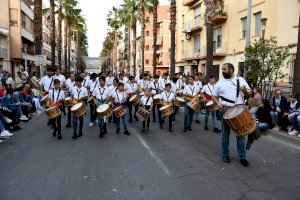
[97,104,113,118]
[136,107,150,121]
[71,103,86,118]
[159,105,173,117]
[41,94,49,106]
[184,95,193,101]
[87,96,94,104]
[45,106,61,119]
[174,97,185,107]
[153,94,162,105]
[114,106,126,118]
[187,96,199,110]
[206,100,218,111]
[129,94,140,105]
[223,105,257,136]
[64,97,72,107]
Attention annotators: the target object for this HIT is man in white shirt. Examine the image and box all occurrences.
[201,75,221,133]
[93,76,110,138]
[88,73,99,127]
[160,83,175,132]
[118,73,128,85]
[183,75,200,132]
[106,71,114,87]
[71,76,88,139]
[194,72,203,124]
[138,73,150,93]
[39,67,54,95]
[149,75,160,122]
[158,73,170,92]
[65,73,75,127]
[125,76,139,122]
[81,72,90,88]
[54,69,66,86]
[212,63,251,167]
[140,89,153,133]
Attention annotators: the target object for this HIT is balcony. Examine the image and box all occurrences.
[21,0,34,20]
[157,36,163,46]
[212,5,228,26]
[0,47,8,59]
[183,19,202,34]
[212,42,227,57]
[21,27,34,42]
[182,0,198,7]
[181,49,205,61]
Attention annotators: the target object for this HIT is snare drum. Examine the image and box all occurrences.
[114,106,126,118]
[187,96,199,110]
[174,97,185,107]
[71,103,86,118]
[97,104,113,118]
[159,105,173,117]
[136,107,150,121]
[223,105,257,136]
[41,94,49,106]
[64,97,72,107]
[206,100,218,111]
[45,106,61,119]
[129,94,140,105]
[153,94,162,105]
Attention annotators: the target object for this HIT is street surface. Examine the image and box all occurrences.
[0,109,299,200]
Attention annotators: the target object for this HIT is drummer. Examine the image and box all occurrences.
[125,76,139,122]
[201,75,221,133]
[111,82,130,135]
[92,76,110,138]
[71,76,88,140]
[149,75,160,122]
[194,72,203,124]
[160,83,175,132]
[88,73,99,127]
[106,71,114,87]
[212,63,251,167]
[48,79,65,140]
[65,73,75,128]
[183,75,200,132]
[138,73,150,93]
[140,89,153,133]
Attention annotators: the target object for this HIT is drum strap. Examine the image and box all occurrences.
[48,77,54,91]
[236,78,240,99]
[83,79,86,87]
[129,83,135,93]
[145,96,151,106]
[188,85,195,96]
[52,89,61,102]
[93,81,98,91]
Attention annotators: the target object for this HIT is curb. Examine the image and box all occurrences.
[265,129,300,146]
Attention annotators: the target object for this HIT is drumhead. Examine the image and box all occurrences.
[97,104,109,113]
[113,106,122,111]
[224,106,245,119]
[46,106,57,112]
[71,103,83,111]
[206,100,214,106]
[41,94,49,101]
[139,92,145,96]
[176,97,185,102]
[159,105,170,110]
[129,95,137,101]
[153,94,162,100]
[65,97,71,101]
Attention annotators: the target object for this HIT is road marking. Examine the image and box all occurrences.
[134,132,171,176]
[266,135,300,151]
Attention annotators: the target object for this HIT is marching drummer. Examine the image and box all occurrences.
[140,89,153,133]
[65,73,75,128]
[194,72,203,124]
[92,76,110,138]
[88,73,99,127]
[105,71,114,87]
[48,79,65,140]
[160,83,175,132]
[138,73,150,93]
[183,75,200,132]
[111,82,130,135]
[108,78,119,123]
[71,76,88,140]
[158,73,170,92]
[212,63,251,167]
[125,76,139,122]
[149,75,160,122]
[39,67,54,97]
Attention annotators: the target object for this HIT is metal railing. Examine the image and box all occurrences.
[0,47,8,59]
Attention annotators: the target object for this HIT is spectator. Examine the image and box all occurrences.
[6,73,15,89]
[255,99,273,132]
[249,87,262,114]
[30,72,40,89]
[270,89,288,131]
[287,94,300,136]
[0,85,6,97]
[15,72,23,88]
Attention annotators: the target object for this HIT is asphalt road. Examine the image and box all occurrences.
[0,108,299,200]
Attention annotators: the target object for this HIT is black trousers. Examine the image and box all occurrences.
[50,115,61,134]
[90,103,97,123]
[143,106,151,128]
[160,114,173,129]
[67,107,71,125]
[173,106,179,121]
[152,104,162,122]
[128,98,138,121]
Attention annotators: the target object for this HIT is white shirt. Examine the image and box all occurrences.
[92,86,110,101]
[82,76,90,88]
[135,75,141,83]
[195,80,203,90]
[88,79,99,93]
[71,86,88,100]
[183,84,200,97]
[111,90,128,104]
[125,82,138,94]
[175,79,185,91]
[39,76,54,92]
[108,85,118,97]
[141,95,153,106]
[201,83,215,96]
[138,79,150,90]
[158,78,170,91]
[106,76,114,86]
[49,88,65,102]
[119,78,128,85]
[213,76,251,107]
[54,74,66,85]
[65,79,75,93]
[149,81,160,95]
[161,91,175,103]
[170,82,176,93]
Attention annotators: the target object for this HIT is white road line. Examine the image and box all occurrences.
[266,135,300,151]
[134,132,171,176]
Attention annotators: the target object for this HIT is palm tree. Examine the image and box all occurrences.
[50,0,56,68]
[169,0,176,77]
[152,0,158,76]
[34,0,43,56]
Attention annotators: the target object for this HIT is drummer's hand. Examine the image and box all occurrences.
[217,103,223,111]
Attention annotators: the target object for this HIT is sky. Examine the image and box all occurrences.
[78,0,170,57]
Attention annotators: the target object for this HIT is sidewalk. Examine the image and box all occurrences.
[265,129,300,146]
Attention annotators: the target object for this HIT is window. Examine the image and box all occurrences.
[146,59,149,65]
[146,45,150,50]
[254,12,262,36]
[213,27,222,51]
[146,31,149,36]
[241,17,247,39]
[194,6,201,27]
[194,35,200,53]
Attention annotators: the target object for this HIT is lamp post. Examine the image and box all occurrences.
[261,18,267,40]
[23,44,28,73]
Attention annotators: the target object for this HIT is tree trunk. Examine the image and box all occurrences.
[127,27,131,74]
[114,30,118,75]
[76,32,81,73]
[34,0,42,55]
[152,0,158,76]
[141,12,145,74]
[64,21,68,73]
[57,12,62,72]
[132,24,137,76]
[206,22,214,77]
[293,14,300,95]
[67,26,71,73]
[170,0,176,77]
[50,0,56,68]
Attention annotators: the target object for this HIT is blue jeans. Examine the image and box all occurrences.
[0,115,5,132]
[270,111,279,124]
[116,115,128,131]
[194,109,200,121]
[72,115,83,134]
[288,113,300,131]
[221,118,246,159]
[184,101,194,129]
[98,116,105,133]
[205,107,217,128]
[258,122,270,132]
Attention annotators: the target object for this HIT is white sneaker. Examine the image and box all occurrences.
[0,140,2,143]
[89,122,94,127]
[4,117,12,124]
[0,130,12,138]
[272,126,280,131]
[298,134,300,137]
[288,126,293,133]
[95,120,99,124]
[20,115,29,121]
[288,130,299,136]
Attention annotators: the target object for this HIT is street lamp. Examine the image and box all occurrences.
[23,44,28,72]
[261,18,267,40]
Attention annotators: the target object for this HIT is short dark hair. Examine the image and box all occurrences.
[224,63,235,72]
[118,82,124,87]
[165,83,171,88]
[90,73,97,79]
[53,79,61,84]
[189,75,195,80]
[194,72,200,76]
[75,76,83,82]
[114,78,119,83]
[47,67,54,72]
[154,75,159,79]
[163,72,168,77]
[99,76,106,81]
[143,73,148,77]
[129,76,135,80]
[209,75,217,79]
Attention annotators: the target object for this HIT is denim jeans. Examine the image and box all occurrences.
[270,111,279,124]
[184,101,194,129]
[98,116,105,133]
[0,114,5,132]
[90,103,97,123]
[72,115,83,134]
[258,122,270,132]
[221,118,246,159]
[288,113,300,131]
[205,107,217,128]
[50,115,61,134]
[116,115,128,131]
[194,109,200,121]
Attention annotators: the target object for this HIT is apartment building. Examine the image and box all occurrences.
[0,0,11,72]
[176,0,299,81]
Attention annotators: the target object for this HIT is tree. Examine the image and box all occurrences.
[245,37,291,99]
[50,0,56,68]
[293,14,300,95]
[34,0,43,56]
[152,0,158,76]
[169,0,176,77]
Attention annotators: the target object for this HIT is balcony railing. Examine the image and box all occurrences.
[212,5,228,25]
[182,0,198,7]
[0,47,8,59]
[22,48,35,56]
[183,19,203,34]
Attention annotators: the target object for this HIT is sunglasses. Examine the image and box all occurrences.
[276,93,282,95]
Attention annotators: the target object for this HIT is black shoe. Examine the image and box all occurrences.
[78,133,82,137]
[129,119,133,123]
[183,129,187,132]
[53,131,56,137]
[169,128,173,132]
[142,128,145,133]
[240,159,249,167]
[103,124,107,134]
[65,124,71,128]
[99,132,104,138]
[72,134,77,140]
[134,117,138,121]
[195,120,201,124]
[214,128,221,133]
[160,125,163,129]
[124,130,131,135]
[188,128,193,131]
[223,156,230,163]
[204,125,208,130]
[116,129,120,134]
[58,134,62,140]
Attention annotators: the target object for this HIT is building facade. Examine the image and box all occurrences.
[0,0,11,72]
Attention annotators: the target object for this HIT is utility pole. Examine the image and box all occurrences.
[293,14,300,95]
[244,0,252,79]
